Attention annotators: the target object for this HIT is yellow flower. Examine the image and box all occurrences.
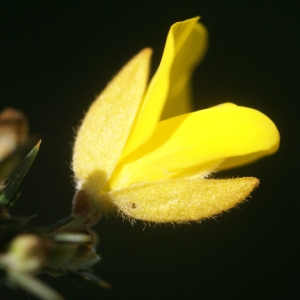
[72,17,279,223]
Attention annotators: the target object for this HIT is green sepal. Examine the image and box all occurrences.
[0,141,41,208]
[0,137,38,180]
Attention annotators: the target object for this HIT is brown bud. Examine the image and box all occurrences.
[0,108,28,161]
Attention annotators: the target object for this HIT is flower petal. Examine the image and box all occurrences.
[160,21,208,120]
[108,103,279,190]
[72,49,151,194]
[99,177,259,222]
[120,17,208,159]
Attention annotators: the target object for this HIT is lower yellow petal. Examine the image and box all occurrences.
[109,103,279,190]
[99,177,259,223]
[72,49,151,195]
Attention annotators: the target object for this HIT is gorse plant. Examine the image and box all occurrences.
[0,17,279,299]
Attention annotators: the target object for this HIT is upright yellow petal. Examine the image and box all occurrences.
[160,22,208,120]
[120,17,208,159]
[99,177,259,222]
[72,49,151,195]
[109,103,279,190]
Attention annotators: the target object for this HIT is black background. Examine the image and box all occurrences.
[1,2,299,299]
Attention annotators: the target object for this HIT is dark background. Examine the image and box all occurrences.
[1,2,299,299]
